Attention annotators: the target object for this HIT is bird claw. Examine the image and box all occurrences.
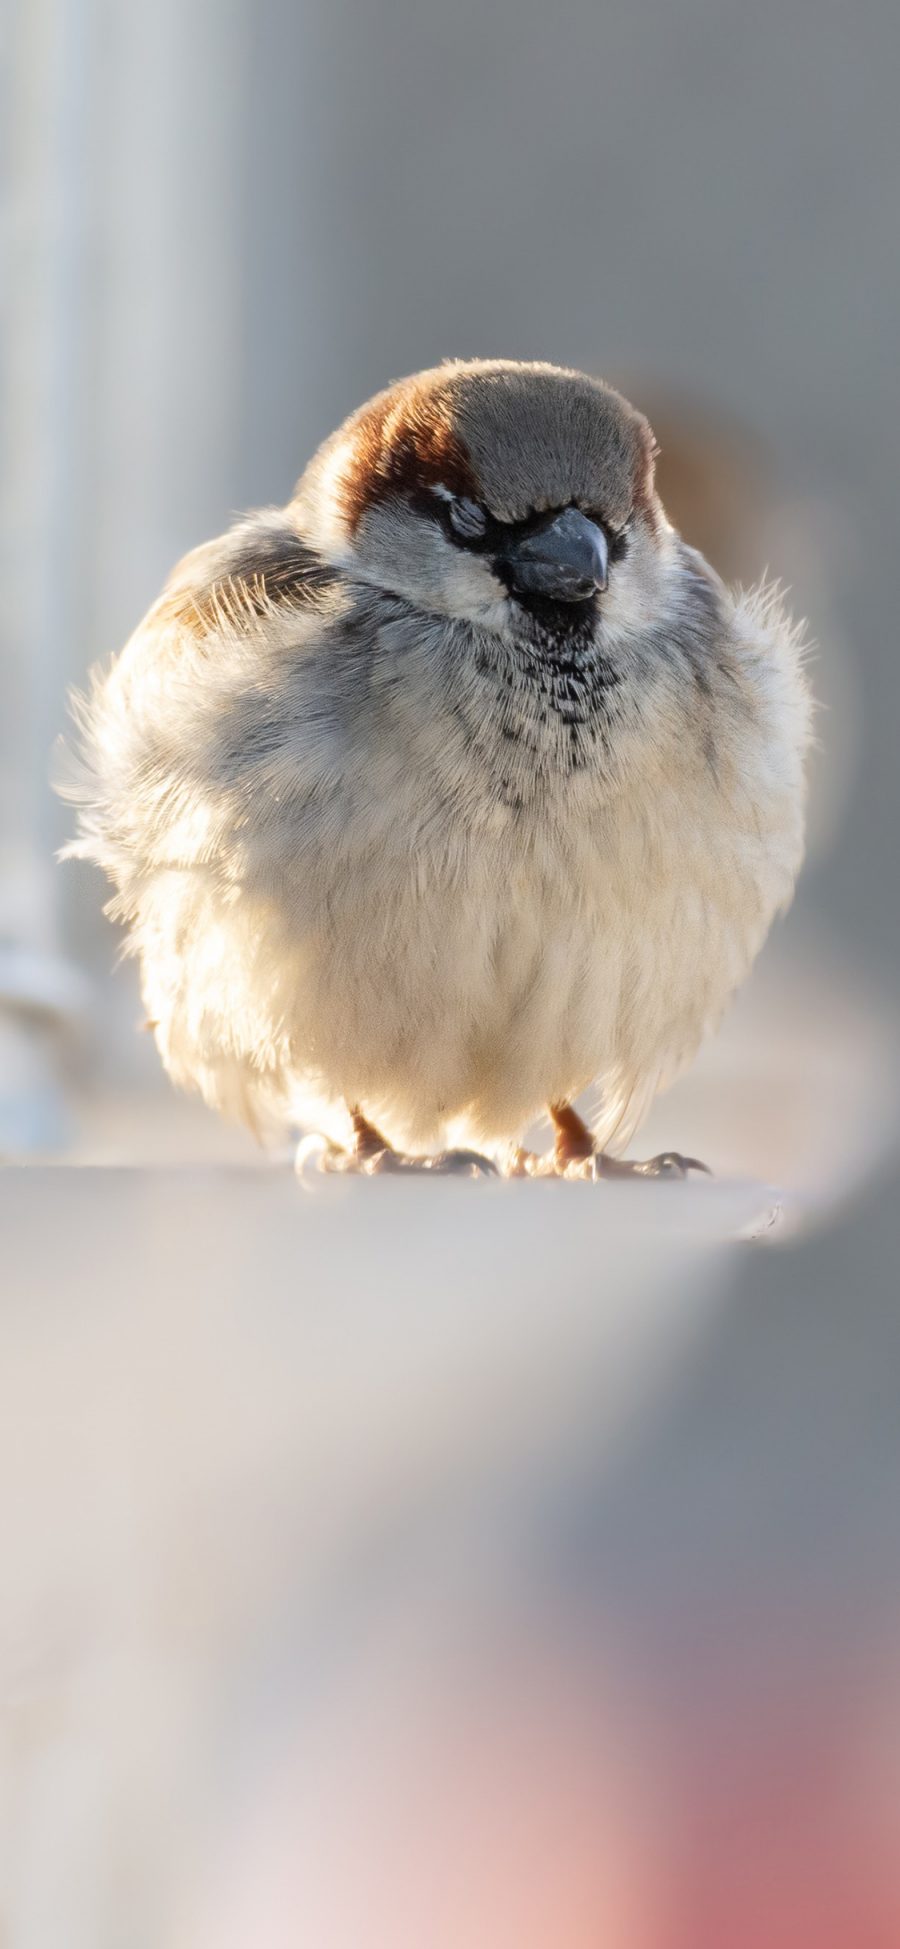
[363,1145,498,1178]
[419,1148,499,1178]
[547,1147,711,1181]
[590,1149,712,1181]
[299,1136,498,1179]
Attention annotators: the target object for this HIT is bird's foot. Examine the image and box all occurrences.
[354,1144,498,1178]
[508,1148,560,1178]
[549,1103,710,1180]
[297,1104,708,1183]
[565,1149,712,1181]
[297,1110,497,1178]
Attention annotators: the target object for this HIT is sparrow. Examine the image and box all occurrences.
[62,359,811,1177]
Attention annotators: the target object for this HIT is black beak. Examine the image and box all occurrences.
[501,507,609,604]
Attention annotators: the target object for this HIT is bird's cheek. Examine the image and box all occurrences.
[440,552,508,622]
[596,532,672,636]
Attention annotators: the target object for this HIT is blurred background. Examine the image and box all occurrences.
[3,2,900,1944]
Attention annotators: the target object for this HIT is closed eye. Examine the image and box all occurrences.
[584,511,630,563]
[425,485,495,550]
[448,497,488,542]
[608,527,630,564]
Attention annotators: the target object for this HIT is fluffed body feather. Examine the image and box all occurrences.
[65,467,810,1156]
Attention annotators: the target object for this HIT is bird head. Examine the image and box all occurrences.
[293,360,672,643]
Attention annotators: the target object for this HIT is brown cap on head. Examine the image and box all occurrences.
[329,359,658,536]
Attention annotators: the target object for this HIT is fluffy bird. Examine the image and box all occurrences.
[63,360,811,1176]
